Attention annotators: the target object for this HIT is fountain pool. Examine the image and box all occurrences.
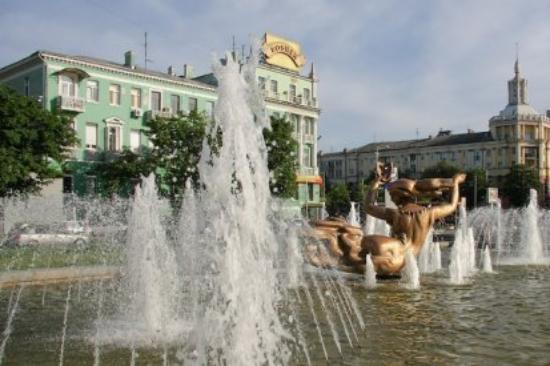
[1,261,549,365]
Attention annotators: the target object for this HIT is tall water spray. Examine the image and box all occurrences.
[449,204,477,284]
[520,189,544,263]
[418,229,441,273]
[125,174,180,339]
[347,202,360,226]
[182,52,292,365]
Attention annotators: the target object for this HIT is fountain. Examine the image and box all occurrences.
[469,188,550,265]
[347,202,360,226]
[2,47,550,366]
[449,204,477,284]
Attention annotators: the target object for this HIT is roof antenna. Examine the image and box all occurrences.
[416,128,419,139]
[144,32,154,70]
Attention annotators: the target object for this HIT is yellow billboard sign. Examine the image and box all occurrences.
[262,33,306,71]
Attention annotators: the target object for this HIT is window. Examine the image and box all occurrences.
[258,76,266,90]
[109,84,121,105]
[270,80,278,94]
[304,117,314,135]
[303,88,310,102]
[86,81,99,102]
[171,95,181,114]
[106,125,122,152]
[308,183,314,201]
[151,91,162,111]
[188,97,198,112]
[289,84,296,100]
[24,77,30,97]
[85,123,97,149]
[60,75,76,97]
[303,145,313,167]
[290,114,300,133]
[130,130,141,151]
[206,101,215,119]
[131,88,142,109]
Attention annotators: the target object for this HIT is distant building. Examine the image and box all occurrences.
[320,59,550,196]
[0,33,322,218]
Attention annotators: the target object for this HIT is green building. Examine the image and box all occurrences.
[0,33,323,217]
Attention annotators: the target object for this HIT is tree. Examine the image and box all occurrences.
[147,110,209,200]
[263,115,298,198]
[502,164,541,207]
[325,183,350,217]
[421,160,462,179]
[93,149,154,196]
[461,168,487,208]
[0,85,78,197]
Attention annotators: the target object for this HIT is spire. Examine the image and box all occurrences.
[514,42,520,75]
[309,62,316,79]
[507,49,529,106]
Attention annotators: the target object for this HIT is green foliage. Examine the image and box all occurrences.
[502,164,541,207]
[325,183,350,217]
[0,85,78,197]
[421,160,462,179]
[92,149,154,196]
[263,115,298,198]
[147,110,210,200]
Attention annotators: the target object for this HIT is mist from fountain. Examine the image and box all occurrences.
[363,214,390,236]
[400,250,420,290]
[347,202,360,226]
[418,229,442,274]
[469,189,550,266]
[364,254,377,289]
[449,204,477,284]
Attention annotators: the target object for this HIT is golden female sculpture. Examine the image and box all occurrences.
[306,164,466,276]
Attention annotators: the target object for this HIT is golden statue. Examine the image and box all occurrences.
[306,164,466,276]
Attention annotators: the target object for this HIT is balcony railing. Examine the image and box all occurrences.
[57,96,85,112]
[299,167,319,176]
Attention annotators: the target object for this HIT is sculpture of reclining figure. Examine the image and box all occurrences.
[306,163,466,276]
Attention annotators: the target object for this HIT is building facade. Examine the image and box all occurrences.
[320,59,550,196]
[0,33,322,217]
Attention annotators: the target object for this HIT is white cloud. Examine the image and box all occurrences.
[2,0,550,152]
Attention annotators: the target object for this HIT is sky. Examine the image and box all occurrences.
[2,0,550,152]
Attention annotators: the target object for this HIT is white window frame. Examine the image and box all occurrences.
[86,80,99,102]
[130,129,141,152]
[104,117,124,152]
[171,94,181,114]
[59,74,76,97]
[109,84,121,106]
[131,88,142,109]
[85,123,98,150]
[150,90,162,111]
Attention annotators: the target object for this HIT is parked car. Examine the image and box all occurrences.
[2,222,90,247]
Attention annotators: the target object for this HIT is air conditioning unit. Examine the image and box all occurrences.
[132,108,143,118]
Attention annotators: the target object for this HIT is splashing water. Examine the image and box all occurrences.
[482,245,494,273]
[449,205,477,284]
[364,254,377,289]
[347,202,360,226]
[400,250,420,290]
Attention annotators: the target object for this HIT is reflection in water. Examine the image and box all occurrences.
[0,264,549,365]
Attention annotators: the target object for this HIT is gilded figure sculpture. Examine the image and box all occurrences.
[305,163,466,276]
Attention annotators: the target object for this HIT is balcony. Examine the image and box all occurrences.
[299,167,319,176]
[145,108,181,121]
[57,96,85,113]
